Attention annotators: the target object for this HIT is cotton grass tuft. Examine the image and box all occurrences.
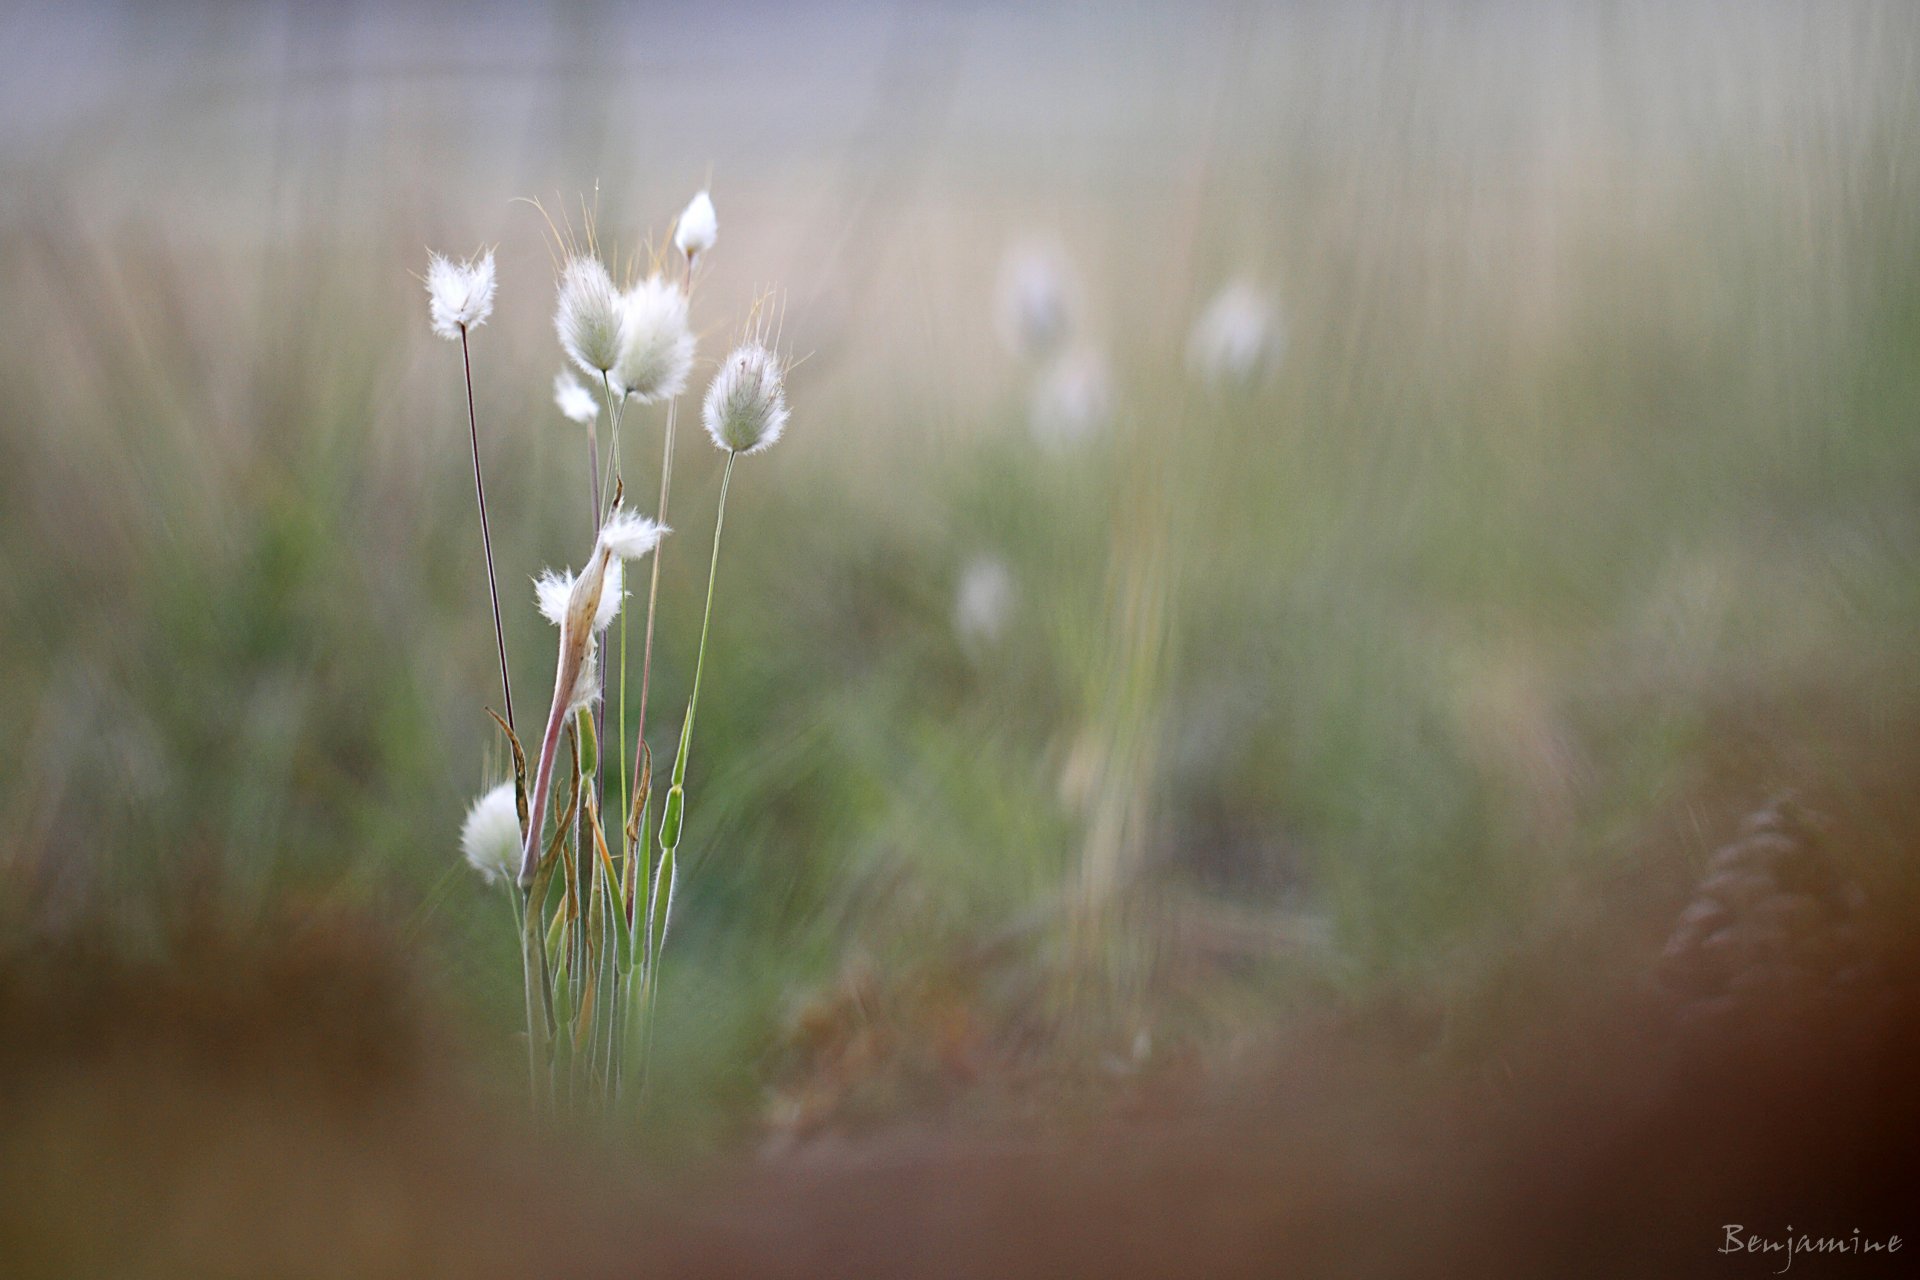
[426,250,497,339]
[553,370,598,424]
[555,256,626,377]
[459,781,522,884]
[535,564,624,633]
[613,276,695,403]
[674,189,718,261]
[598,506,668,561]
[702,343,789,456]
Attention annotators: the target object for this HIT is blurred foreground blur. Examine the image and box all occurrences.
[2,1,1918,1273]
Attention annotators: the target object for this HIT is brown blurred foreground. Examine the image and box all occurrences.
[1,872,1915,1280]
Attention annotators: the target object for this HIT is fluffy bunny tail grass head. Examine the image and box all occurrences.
[613,275,695,403]
[426,250,496,339]
[703,342,790,456]
[675,189,717,261]
[460,781,521,883]
[553,370,598,424]
[555,255,625,377]
[597,506,668,561]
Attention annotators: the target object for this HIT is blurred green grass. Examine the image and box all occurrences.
[3,1,1919,1146]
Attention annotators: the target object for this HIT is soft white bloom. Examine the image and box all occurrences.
[613,275,695,403]
[553,370,598,425]
[702,342,789,455]
[532,507,660,632]
[534,562,624,632]
[426,250,496,340]
[1188,281,1284,389]
[1028,345,1111,449]
[554,256,625,376]
[534,569,573,628]
[674,189,717,260]
[459,781,522,884]
[954,557,1016,650]
[995,241,1072,361]
[597,506,668,561]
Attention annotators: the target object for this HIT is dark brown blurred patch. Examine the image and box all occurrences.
[0,905,647,1280]
[3,804,1916,1279]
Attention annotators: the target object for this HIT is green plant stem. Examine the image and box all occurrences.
[584,417,602,538]
[670,450,735,795]
[592,372,627,815]
[629,396,679,943]
[641,451,735,1091]
[515,881,550,1110]
[460,324,516,739]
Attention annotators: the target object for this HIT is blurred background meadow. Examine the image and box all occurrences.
[3,1,1920,1272]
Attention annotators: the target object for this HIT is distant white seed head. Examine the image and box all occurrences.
[612,275,695,403]
[954,556,1017,650]
[674,189,717,261]
[1188,281,1284,389]
[995,241,1073,361]
[553,370,599,425]
[459,781,522,884]
[554,256,626,376]
[1028,345,1111,449]
[426,250,496,340]
[702,342,789,455]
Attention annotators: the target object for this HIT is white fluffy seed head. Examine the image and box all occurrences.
[426,250,496,340]
[554,370,599,425]
[535,561,625,633]
[554,256,625,376]
[613,275,695,403]
[1028,345,1111,449]
[597,505,667,561]
[675,190,717,260]
[703,342,789,455]
[1188,281,1284,389]
[534,569,574,628]
[460,781,521,884]
[995,241,1072,361]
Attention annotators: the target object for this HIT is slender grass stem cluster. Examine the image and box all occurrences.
[429,187,792,1112]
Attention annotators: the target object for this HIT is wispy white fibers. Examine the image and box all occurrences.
[555,256,626,377]
[954,556,1016,650]
[702,343,789,455]
[1188,281,1284,389]
[674,189,717,261]
[554,370,599,424]
[517,507,667,882]
[460,781,522,884]
[1029,345,1111,449]
[426,250,496,339]
[613,275,695,403]
[534,563,625,633]
[598,506,668,560]
[995,240,1073,361]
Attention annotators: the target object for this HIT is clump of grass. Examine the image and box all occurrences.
[431,189,796,1113]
